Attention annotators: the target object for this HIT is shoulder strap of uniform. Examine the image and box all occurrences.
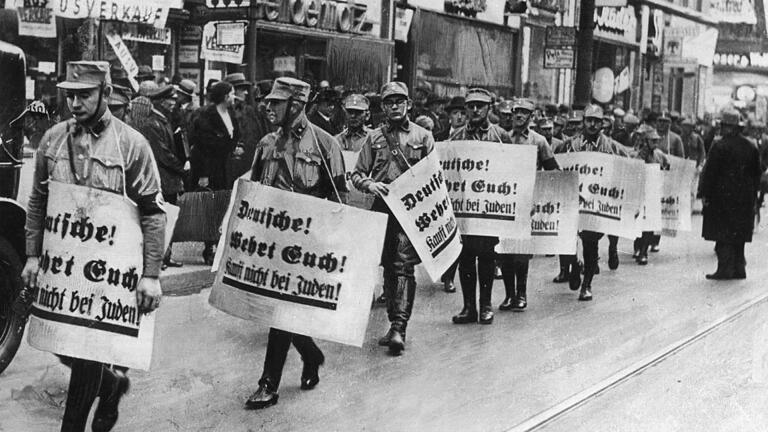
[381,125,411,173]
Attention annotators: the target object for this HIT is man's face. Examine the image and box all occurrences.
[429,102,445,115]
[583,117,602,136]
[449,108,466,129]
[513,107,532,129]
[65,87,105,124]
[553,123,564,136]
[159,96,177,114]
[383,96,410,122]
[540,127,553,141]
[466,102,489,125]
[499,112,514,130]
[647,137,660,150]
[614,117,624,129]
[413,90,428,108]
[565,121,581,137]
[345,108,367,130]
[602,119,612,132]
[266,99,288,125]
[234,86,248,104]
[657,120,670,134]
[318,101,335,117]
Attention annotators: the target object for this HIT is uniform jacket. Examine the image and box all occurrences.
[193,103,241,190]
[352,119,435,192]
[507,127,557,169]
[682,132,706,167]
[335,126,372,152]
[556,132,628,157]
[26,109,165,277]
[250,113,347,202]
[449,121,509,143]
[700,134,761,243]
[659,130,685,158]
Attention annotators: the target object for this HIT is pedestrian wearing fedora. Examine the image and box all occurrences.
[22,61,165,432]
[497,98,558,311]
[700,109,761,280]
[193,81,240,264]
[447,88,510,325]
[335,93,372,152]
[224,73,267,185]
[309,88,343,136]
[556,105,628,301]
[245,77,347,410]
[352,81,434,354]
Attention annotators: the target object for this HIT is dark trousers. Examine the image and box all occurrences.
[579,230,604,284]
[499,254,531,298]
[608,235,618,252]
[58,356,125,432]
[458,235,498,310]
[259,328,324,391]
[441,259,459,284]
[713,241,747,277]
[633,231,655,258]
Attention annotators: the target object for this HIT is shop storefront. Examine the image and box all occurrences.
[711,48,768,121]
[395,7,520,98]
[591,5,641,110]
[198,0,393,93]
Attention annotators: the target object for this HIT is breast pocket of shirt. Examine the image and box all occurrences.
[371,142,390,171]
[295,152,323,189]
[404,142,425,164]
[89,155,125,194]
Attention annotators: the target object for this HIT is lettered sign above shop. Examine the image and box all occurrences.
[52,0,172,28]
[256,0,372,34]
[4,0,57,38]
[594,6,638,46]
[714,51,768,69]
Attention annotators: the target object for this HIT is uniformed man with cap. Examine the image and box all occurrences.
[553,115,566,141]
[669,110,683,135]
[335,93,372,152]
[555,104,628,301]
[536,117,563,151]
[352,81,434,353]
[447,88,510,324]
[564,111,583,138]
[106,85,131,121]
[245,77,348,409]
[650,111,685,252]
[620,113,640,148]
[22,61,165,432]
[497,99,515,132]
[497,98,558,311]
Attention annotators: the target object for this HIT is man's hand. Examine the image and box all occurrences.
[183,160,191,171]
[21,257,40,289]
[136,277,162,314]
[233,146,245,157]
[198,176,209,188]
[368,182,389,197]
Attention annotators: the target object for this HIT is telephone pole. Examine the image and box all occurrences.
[574,0,595,108]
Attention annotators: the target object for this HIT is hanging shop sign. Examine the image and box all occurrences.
[664,17,718,66]
[394,7,414,42]
[201,21,247,64]
[545,26,576,47]
[256,0,371,34]
[179,45,200,63]
[216,21,245,45]
[119,24,171,45]
[105,32,139,90]
[51,0,172,28]
[544,48,575,69]
[4,0,57,38]
[594,6,638,46]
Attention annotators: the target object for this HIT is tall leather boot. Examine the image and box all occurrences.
[553,255,570,283]
[608,236,619,270]
[378,270,398,346]
[453,269,478,324]
[499,256,516,310]
[512,260,528,310]
[478,256,495,324]
[579,272,593,301]
[388,277,411,355]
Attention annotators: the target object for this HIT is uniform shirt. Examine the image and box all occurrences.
[26,109,165,277]
[631,146,670,169]
[335,126,372,152]
[251,113,348,202]
[682,132,706,167]
[557,132,627,156]
[352,119,434,191]
[507,127,557,169]
[659,130,686,158]
[449,120,508,143]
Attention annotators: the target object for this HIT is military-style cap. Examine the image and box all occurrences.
[720,109,741,126]
[224,72,251,88]
[553,115,566,126]
[644,127,661,140]
[149,84,177,100]
[613,107,626,118]
[658,111,673,122]
[57,61,111,90]
[537,117,554,129]
[681,116,695,126]
[568,111,584,123]
[465,88,493,104]
[446,96,466,112]
[512,97,535,112]
[265,77,311,103]
[497,100,513,114]
[381,81,409,99]
[136,65,155,81]
[623,113,640,125]
[108,84,131,107]
[669,110,681,120]
[343,93,370,110]
[584,104,604,119]
[176,79,196,97]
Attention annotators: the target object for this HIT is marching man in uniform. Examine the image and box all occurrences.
[336,93,372,152]
[352,81,434,355]
[22,61,166,432]
[245,77,348,409]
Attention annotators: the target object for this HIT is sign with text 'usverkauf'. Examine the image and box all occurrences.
[437,141,537,238]
[53,0,172,28]
[209,180,386,347]
[27,181,155,370]
[556,152,646,238]
[382,151,462,281]
[498,170,579,255]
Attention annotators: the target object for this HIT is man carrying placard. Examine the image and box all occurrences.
[497,98,558,311]
[22,61,166,432]
[630,126,669,265]
[556,104,628,301]
[244,77,348,409]
[335,93,372,152]
[352,81,434,355]
[447,88,509,324]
